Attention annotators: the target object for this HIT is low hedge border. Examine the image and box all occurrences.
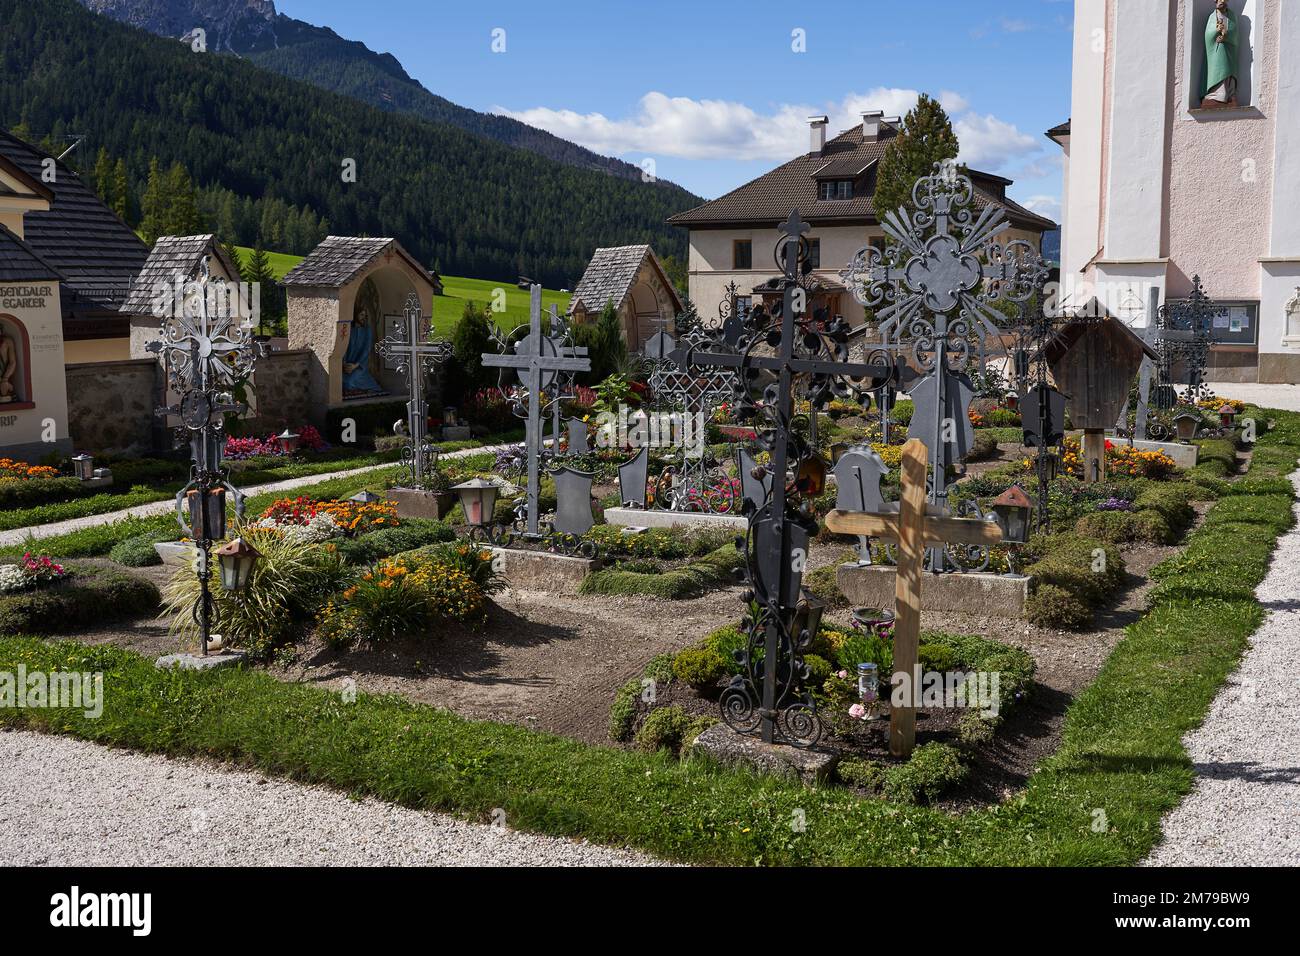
[580,544,742,599]
[0,564,160,636]
[0,409,1295,865]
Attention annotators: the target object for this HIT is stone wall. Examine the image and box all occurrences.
[65,359,160,455]
[249,349,313,432]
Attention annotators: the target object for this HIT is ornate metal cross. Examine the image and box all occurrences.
[841,165,1047,567]
[146,256,260,655]
[1152,275,1223,408]
[671,209,894,746]
[482,284,591,536]
[375,292,454,486]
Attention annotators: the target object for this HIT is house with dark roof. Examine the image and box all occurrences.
[568,245,682,350]
[667,112,1056,322]
[0,131,149,363]
[123,235,246,358]
[283,235,441,413]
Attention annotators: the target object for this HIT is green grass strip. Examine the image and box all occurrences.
[0,411,1295,865]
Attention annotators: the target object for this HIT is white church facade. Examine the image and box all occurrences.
[1054,0,1300,383]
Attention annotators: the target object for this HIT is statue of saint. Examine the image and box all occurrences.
[1201,0,1239,109]
[342,279,384,397]
[0,323,18,403]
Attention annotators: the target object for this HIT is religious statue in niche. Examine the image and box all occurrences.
[1284,286,1300,347]
[343,277,386,397]
[0,318,23,404]
[1202,0,1239,109]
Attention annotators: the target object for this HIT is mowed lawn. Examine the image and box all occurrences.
[234,247,571,334]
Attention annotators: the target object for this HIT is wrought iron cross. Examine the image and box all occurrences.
[1153,275,1224,407]
[671,210,894,746]
[375,292,454,485]
[481,284,591,536]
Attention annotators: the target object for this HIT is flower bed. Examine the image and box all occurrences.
[0,553,67,594]
[224,425,328,460]
[0,563,158,636]
[256,495,399,541]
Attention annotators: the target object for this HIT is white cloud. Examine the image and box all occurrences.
[954,113,1040,172]
[1022,194,1062,223]
[495,89,1041,175]
[1000,18,1034,33]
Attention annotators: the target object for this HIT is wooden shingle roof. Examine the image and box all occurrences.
[0,131,148,324]
[122,235,239,316]
[667,124,1056,232]
[280,236,434,289]
[568,245,682,316]
[0,223,64,284]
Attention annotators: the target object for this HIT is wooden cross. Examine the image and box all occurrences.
[825,438,1006,757]
[481,285,590,536]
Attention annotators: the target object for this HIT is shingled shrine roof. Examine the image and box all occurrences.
[0,223,64,284]
[0,131,149,329]
[667,124,1056,232]
[568,244,682,315]
[122,235,241,316]
[280,236,436,290]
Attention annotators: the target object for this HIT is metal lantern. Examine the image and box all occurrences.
[349,489,383,505]
[1173,411,1201,443]
[990,484,1033,544]
[186,487,227,541]
[1036,448,1060,483]
[70,453,95,481]
[1218,404,1238,428]
[214,537,260,592]
[791,591,826,651]
[830,442,850,465]
[452,478,500,528]
[1005,391,1019,412]
[857,662,879,703]
[276,429,300,454]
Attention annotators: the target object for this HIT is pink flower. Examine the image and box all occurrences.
[837,670,849,680]
[848,703,866,720]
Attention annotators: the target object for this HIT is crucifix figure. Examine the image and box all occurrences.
[672,210,894,746]
[374,292,454,486]
[482,284,591,536]
[826,439,1018,757]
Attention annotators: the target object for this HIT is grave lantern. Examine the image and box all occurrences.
[1173,410,1201,443]
[1005,391,1019,412]
[1218,404,1238,428]
[214,536,260,592]
[791,591,825,650]
[349,489,383,505]
[452,478,500,528]
[71,454,95,482]
[857,662,879,703]
[276,429,300,454]
[990,484,1033,544]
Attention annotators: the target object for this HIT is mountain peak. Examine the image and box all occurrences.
[80,1,279,53]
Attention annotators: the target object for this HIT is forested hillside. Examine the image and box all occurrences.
[2,0,696,287]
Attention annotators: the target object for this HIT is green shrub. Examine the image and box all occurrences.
[108,529,177,566]
[1132,484,1196,537]
[1074,510,1138,543]
[634,705,695,754]
[805,561,848,608]
[834,631,893,675]
[957,709,999,748]
[331,518,456,564]
[1023,533,1125,606]
[803,653,833,689]
[584,524,731,559]
[967,431,1000,462]
[0,565,160,636]
[1025,583,1092,629]
[581,544,741,599]
[681,715,717,749]
[883,742,968,804]
[837,757,887,792]
[609,677,642,742]
[0,475,85,509]
[672,646,729,692]
[916,643,957,674]
[705,624,748,674]
[643,652,676,686]
[891,399,914,425]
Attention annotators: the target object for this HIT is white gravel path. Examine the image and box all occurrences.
[1144,461,1300,866]
[0,442,516,549]
[1210,383,1300,413]
[0,728,665,866]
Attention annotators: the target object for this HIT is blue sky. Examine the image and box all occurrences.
[276,0,1073,221]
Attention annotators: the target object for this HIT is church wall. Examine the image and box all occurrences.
[63,337,129,364]
[246,348,313,432]
[0,281,71,461]
[1062,0,1110,281]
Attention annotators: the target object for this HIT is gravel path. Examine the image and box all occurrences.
[0,442,515,548]
[1144,461,1300,866]
[1211,383,1300,413]
[0,728,664,866]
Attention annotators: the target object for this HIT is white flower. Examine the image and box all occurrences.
[0,564,29,594]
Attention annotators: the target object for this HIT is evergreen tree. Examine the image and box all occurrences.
[110,158,130,223]
[245,244,276,335]
[92,147,112,204]
[165,161,201,235]
[447,300,495,403]
[221,240,244,281]
[873,94,961,223]
[139,157,166,244]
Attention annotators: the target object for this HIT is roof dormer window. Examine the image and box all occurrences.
[818,179,853,201]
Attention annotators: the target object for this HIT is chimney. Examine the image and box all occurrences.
[808,115,829,154]
[861,111,884,139]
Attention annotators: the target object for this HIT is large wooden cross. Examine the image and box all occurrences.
[825,438,1006,757]
[481,285,590,536]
